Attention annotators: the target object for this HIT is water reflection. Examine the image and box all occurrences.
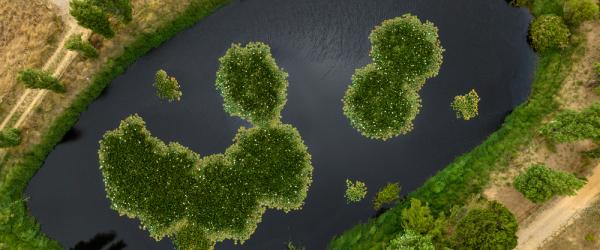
[70,231,126,250]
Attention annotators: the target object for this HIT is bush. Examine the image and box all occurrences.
[0,128,21,148]
[530,15,570,52]
[387,230,435,250]
[216,42,288,127]
[343,14,443,140]
[70,0,114,38]
[594,62,600,76]
[91,0,133,23]
[153,69,182,102]
[345,179,368,203]
[65,34,98,59]
[540,103,600,142]
[453,201,518,250]
[16,68,65,93]
[563,0,599,27]
[401,199,445,240]
[373,182,401,210]
[514,164,586,203]
[343,64,421,140]
[451,89,480,120]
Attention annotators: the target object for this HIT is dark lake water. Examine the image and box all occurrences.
[25,0,535,249]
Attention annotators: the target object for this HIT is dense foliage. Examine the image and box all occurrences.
[70,0,133,38]
[540,103,600,142]
[345,179,368,203]
[373,182,401,210]
[452,201,518,250]
[514,164,586,203]
[17,68,65,93]
[0,128,22,148]
[387,230,435,250]
[0,0,230,249]
[343,14,443,140]
[65,34,98,59]
[563,0,599,26]
[99,40,311,249]
[594,62,600,76]
[216,42,288,127]
[530,15,570,52]
[401,199,445,241]
[451,89,480,120]
[153,69,182,102]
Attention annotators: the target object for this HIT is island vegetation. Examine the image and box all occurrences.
[451,89,480,120]
[342,14,444,140]
[373,182,401,210]
[345,179,368,203]
[153,69,182,102]
[99,42,312,249]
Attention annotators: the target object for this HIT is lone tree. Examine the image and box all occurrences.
[70,0,133,38]
[451,89,480,120]
[540,103,600,142]
[216,42,288,127]
[373,182,401,210]
[529,15,570,52]
[99,42,313,250]
[65,33,98,59]
[514,164,586,203]
[0,128,21,148]
[345,179,367,203]
[343,14,443,140]
[153,69,182,102]
[563,0,599,27]
[453,201,518,250]
[17,68,65,93]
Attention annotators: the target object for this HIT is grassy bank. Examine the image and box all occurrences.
[0,0,229,249]
[328,3,584,249]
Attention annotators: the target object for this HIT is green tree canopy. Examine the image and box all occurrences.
[65,34,98,59]
[345,179,368,203]
[99,41,312,250]
[563,0,599,27]
[216,42,288,127]
[401,198,446,240]
[0,128,21,148]
[153,69,182,102]
[451,89,480,120]
[540,103,600,142]
[343,14,443,140]
[529,15,570,52]
[453,201,518,250]
[70,0,115,38]
[17,68,65,93]
[514,164,586,203]
[90,0,133,23]
[387,230,435,250]
[373,182,401,210]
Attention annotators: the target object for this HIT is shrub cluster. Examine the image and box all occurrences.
[153,69,182,102]
[540,103,600,142]
[70,0,132,38]
[387,230,435,250]
[530,15,570,52]
[17,68,65,93]
[373,182,401,210]
[563,0,599,27]
[514,164,586,203]
[0,128,22,148]
[594,62,600,76]
[343,14,443,140]
[99,42,312,249]
[65,34,98,59]
[345,179,368,203]
[452,201,518,250]
[401,199,445,242]
[216,42,288,127]
[0,0,230,249]
[451,89,480,120]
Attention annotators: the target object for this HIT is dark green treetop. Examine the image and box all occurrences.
[17,68,65,93]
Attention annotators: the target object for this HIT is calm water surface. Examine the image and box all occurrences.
[26,0,535,249]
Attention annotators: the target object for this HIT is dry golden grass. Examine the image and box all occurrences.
[541,197,600,250]
[0,0,63,102]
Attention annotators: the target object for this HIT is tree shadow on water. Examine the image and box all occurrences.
[70,231,127,250]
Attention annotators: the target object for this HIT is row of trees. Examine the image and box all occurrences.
[342,14,444,140]
[99,42,313,250]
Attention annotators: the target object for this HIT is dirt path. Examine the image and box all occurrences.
[516,164,600,250]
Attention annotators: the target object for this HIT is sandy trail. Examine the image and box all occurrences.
[516,164,600,249]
